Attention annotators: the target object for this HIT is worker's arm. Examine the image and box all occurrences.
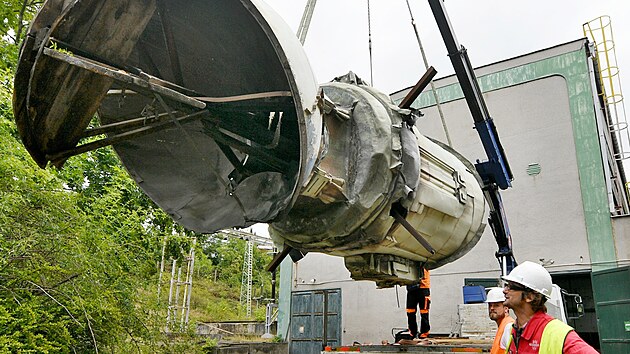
[562,331,598,353]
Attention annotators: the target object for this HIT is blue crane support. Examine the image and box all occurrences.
[428,0,517,275]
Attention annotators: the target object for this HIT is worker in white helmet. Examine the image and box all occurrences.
[502,261,597,353]
[485,287,514,354]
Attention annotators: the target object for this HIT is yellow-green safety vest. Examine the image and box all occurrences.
[505,319,573,353]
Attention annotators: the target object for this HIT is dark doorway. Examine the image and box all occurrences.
[552,270,599,349]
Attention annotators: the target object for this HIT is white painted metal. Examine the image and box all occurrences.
[220,228,273,248]
[166,259,177,327]
[250,0,323,188]
[183,238,196,327]
[165,238,196,329]
[547,284,568,324]
[262,302,279,338]
[240,240,254,317]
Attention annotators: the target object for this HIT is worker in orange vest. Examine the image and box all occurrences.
[406,268,430,338]
[485,287,514,354]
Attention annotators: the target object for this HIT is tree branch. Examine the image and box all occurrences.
[26,280,83,327]
[52,273,80,289]
[15,0,29,46]
[74,285,99,354]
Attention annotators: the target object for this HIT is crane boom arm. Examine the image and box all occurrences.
[427,0,517,274]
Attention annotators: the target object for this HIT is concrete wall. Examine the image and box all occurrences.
[612,215,630,262]
[197,322,267,336]
[405,39,618,273]
[213,343,288,354]
[458,304,497,339]
[291,253,406,344]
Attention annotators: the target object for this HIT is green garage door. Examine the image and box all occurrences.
[289,289,341,354]
[592,266,630,353]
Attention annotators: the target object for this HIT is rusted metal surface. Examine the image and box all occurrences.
[14,0,321,234]
[14,0,157,167]
[398,66,438,110]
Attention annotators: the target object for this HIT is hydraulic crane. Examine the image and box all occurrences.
[293,0,517,275]
[289,0,517,277]
[427,0,517,275]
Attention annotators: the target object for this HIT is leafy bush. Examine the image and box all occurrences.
[0,4,275,352]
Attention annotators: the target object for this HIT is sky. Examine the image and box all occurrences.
[249,0,630,237]
[263,0,630,98]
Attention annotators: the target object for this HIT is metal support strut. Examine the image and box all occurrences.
[428,0,517,274]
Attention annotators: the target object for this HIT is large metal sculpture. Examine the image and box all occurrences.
[13,0,486,287]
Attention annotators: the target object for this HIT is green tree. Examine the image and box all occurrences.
[0,2,276,351]
[0,0,40,70]
[0,13,163,345]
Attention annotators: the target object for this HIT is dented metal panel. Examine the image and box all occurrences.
[14,0,157,167]
[99,0,321,231]
[14,0,487,286]
[14,0,322,232]
[270,77,486,287]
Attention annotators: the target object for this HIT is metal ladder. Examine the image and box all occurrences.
[583,15,629,161]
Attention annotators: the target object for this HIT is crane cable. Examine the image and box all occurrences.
[405,0,452,147]
[299,0,374,85]
[296,0,450,145]
[367,0,374,86]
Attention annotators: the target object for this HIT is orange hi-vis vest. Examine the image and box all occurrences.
[491,315,514,354]
[420,269,430,289]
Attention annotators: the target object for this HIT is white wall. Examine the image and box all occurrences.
[292,253,407,344]
[285,42,605,344]
[612,216,630,263]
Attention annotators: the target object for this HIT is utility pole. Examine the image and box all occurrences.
[165,236,196,330]
[218,228,275,324]
[240,239,254,317]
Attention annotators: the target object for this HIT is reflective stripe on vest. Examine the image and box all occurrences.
[539,319,572,353]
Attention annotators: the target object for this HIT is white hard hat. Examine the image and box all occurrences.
[485,287,505,303]
[501,261,553,298]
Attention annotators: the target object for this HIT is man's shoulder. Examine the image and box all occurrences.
[521,311,554,338]
[500,316,514,327]
[531,311,554,324]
